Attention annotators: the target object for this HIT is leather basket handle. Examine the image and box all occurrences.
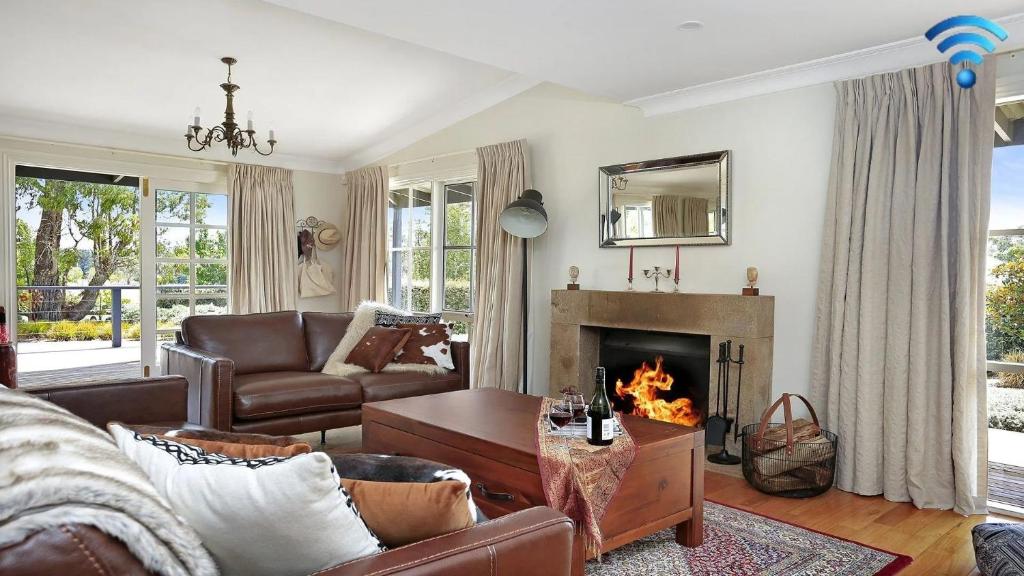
[754,393,821,455]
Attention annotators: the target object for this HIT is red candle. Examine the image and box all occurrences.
[674,246,680,282]
[628,247,634,281]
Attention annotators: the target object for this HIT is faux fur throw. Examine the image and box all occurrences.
[0,389,219,576]
[322,301,449,378]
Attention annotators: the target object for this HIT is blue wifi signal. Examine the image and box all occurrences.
[925,15,1008,88]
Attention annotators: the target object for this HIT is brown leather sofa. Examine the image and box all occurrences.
[161,311,470,437]
[1,377,574,576]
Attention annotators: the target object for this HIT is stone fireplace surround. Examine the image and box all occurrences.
[549,289,774,455]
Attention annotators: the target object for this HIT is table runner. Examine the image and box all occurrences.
[535,397,637,558]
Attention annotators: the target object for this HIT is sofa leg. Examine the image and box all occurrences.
[320,430,327,445]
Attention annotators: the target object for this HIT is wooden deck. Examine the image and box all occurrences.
[990,461,1024,510]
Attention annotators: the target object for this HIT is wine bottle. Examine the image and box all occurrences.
[587,367,614,446]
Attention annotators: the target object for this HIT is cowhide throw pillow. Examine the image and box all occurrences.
[346,326,412,373]
[374,310,442,327]
[395,323,455,370]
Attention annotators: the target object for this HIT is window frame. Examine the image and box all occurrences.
[386,177,477,334]
[154,189,229,340]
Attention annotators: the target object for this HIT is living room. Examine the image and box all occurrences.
[1,1,1024,575]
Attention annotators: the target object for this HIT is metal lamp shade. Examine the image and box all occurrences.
[500,189,548,238]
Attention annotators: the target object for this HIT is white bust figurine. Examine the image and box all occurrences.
[569,265,580,285]
[746,266,759,289]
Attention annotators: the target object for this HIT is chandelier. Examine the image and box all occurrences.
[185,57,276,157]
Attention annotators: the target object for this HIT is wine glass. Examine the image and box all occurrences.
[565,393,586,437]
[549,402,573,450]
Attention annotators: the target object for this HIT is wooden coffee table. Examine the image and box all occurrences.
[362,388,704,575]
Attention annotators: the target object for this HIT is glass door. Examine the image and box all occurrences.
[141,179,229,372]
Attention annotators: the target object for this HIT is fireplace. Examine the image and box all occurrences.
[600,328,710,428]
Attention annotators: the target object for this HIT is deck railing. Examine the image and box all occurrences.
[16,285,140,348]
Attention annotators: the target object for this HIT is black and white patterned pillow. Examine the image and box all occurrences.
[374,310,442,327]
[974,522,1024,576]
[109,424,385,576]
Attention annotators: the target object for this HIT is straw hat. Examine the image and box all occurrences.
[315,223,341,251]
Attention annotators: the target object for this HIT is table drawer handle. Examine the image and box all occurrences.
[476,483,514,502]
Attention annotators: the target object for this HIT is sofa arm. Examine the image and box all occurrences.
[451,341,470,390]
[161,343,235,431]
[319,507,573,576]
[27,376,189,428]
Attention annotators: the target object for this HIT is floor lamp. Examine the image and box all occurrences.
[499,189,548,395]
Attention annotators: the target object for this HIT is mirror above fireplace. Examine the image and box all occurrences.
[598,150,730,247]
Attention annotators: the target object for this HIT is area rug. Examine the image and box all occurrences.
[586,501,911,576]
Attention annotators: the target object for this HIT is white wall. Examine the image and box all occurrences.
[379,82,837,398]
[292,170,346,313]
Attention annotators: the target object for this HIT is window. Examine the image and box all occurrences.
[387,179,476,338]
[155,189,229,341]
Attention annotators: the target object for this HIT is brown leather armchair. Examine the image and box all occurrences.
[161,311,470,437]
[2,377,574,576]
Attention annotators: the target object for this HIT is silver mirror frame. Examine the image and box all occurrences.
[598,150,731,247]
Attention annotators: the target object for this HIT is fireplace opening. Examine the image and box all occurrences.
[599,328,710,428]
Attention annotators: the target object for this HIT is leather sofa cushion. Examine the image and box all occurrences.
[182,311,308,375]
[234,372,362,420]
[303,312,354,371]
[352,371,462,404]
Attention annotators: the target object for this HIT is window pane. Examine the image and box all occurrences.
[449,321,469,341]
[194,229,227,259]
[411,249,431,313]
[445,183,474,246]
[195,193,228,226]
[157,263,189,295]
[990,145,1024,231]
[196,297,228,316]
[412,186,432,248]
[156,190,189,223]
[387,250,410,310]
[987,234,1024,361]
[389,189,412,249]
[195,263,228,293]
[157,227,189,258]
[156,298,190,330]
[444,249,472,312]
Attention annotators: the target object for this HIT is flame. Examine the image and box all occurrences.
[614,356,702,427]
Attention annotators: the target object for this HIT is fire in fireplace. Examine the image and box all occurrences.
[599,328,710,428]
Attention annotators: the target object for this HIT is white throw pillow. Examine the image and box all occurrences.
[109,424,384,576]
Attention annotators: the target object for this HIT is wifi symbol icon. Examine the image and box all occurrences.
[925,15,1008,88]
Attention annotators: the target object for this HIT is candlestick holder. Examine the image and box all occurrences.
[626,278,634,291]
[643,267,672,293]
[673,278,680,293]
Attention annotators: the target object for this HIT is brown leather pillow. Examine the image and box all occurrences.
[340,479,474,547]
[158,436,312,459]
[345,326,411,372]
[395,323,454,369]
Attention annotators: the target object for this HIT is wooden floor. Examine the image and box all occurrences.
[706,472,1016,576]
[308,426,1017,576]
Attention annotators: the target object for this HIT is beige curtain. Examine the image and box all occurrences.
[229,164,296,314]
[652,196,708,236]
[339,166,388,311]
[810,62,994,515]
[472,139,530,391]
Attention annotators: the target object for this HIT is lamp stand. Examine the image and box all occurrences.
[521,237,529,395]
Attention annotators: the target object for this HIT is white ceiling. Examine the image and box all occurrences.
[268,1,1024,105]
[3,1,1024,172]
[0,0,521,172]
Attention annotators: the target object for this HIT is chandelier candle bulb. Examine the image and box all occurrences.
[269,129,275,142]
[193,107,201,127]
[247,110,254,131]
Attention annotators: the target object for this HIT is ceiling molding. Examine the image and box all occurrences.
[0,113,344,174]
[627,12,1024,117]
[340,74,540,170]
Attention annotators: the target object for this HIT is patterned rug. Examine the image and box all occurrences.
[586,501,911,576]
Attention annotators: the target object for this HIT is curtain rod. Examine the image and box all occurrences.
[388,148,476,170]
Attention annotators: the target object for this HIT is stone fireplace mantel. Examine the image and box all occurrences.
[549,289,775,454]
